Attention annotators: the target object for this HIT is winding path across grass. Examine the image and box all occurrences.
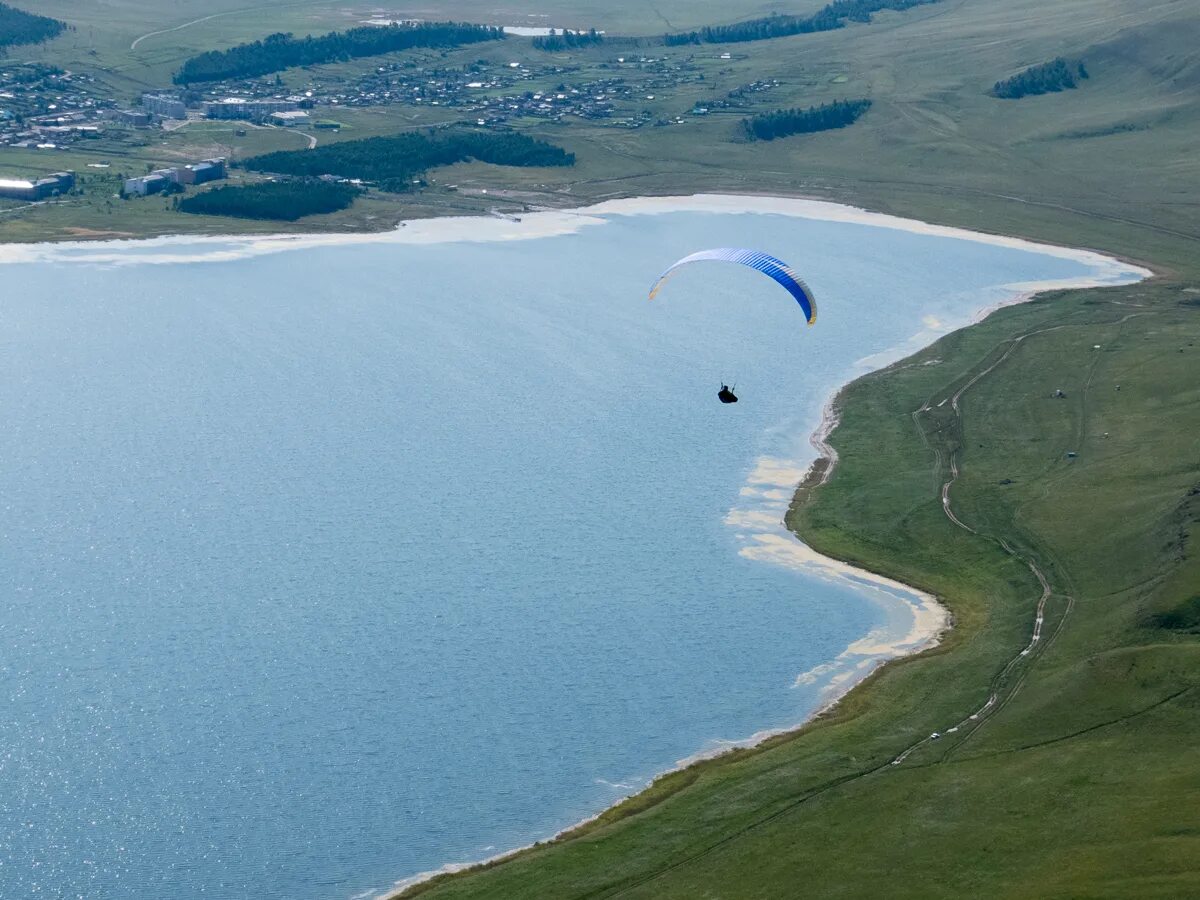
[129,3,310,51]
[131,11,243,50]
[898,309,1153,763]
[894,330,1061,764]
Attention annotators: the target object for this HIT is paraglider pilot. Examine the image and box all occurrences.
[718,384,739,404]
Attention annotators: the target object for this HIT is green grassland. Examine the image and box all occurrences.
[3,0,1199,896]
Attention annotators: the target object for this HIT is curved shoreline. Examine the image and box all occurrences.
[380,401,954,900]
[0,194,1155,284]
[367,199,1147,900]
[379,432,954,898]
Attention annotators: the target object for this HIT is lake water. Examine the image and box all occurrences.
[0,198,1143,898]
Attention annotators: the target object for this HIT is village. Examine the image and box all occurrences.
[119,51,726,130]
[0,38,781,211]
[1,47,742,154]
[321,53,717,127]
[0,64,115,150]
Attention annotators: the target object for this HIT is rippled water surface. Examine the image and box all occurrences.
[0,206,1137,897]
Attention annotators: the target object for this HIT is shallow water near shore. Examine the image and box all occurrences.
[0,198,1143,898]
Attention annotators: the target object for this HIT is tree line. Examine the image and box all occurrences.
[532,28,603,51]
[742,99,871,141]
[664,0,939,45]
[176,180,361,221]
[991,58,1088,99]
[173,22,504,84]
[243,129,574,193]
[0,2,67,50]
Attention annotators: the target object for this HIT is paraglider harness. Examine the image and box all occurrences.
[718,384,739,404]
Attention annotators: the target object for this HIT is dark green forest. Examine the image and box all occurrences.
[175,180,361,220]
[0,2,67,50]
[742,98,871,140]
[532,28,603,51]
[992,57,1089,99]
[244,130,574,192]
[173,22,503,84]
[664,0,938,45]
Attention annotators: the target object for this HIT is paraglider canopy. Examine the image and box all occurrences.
[649,248,816,405]
[648,248,817,325]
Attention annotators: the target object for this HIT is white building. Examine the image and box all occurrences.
[124,168,177,196]
[142,93,187,119]
[0,170,74,201]
[177,158,226,185]
[269,110,311,126]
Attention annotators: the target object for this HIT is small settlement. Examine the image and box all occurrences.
[0,65,114,150]
[3,47,749,155]
[0,43,778,213]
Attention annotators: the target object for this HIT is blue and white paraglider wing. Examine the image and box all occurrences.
[648,248,817,325]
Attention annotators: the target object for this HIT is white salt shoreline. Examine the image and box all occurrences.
[0,193,1155,286]
[0,194,1147,899]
